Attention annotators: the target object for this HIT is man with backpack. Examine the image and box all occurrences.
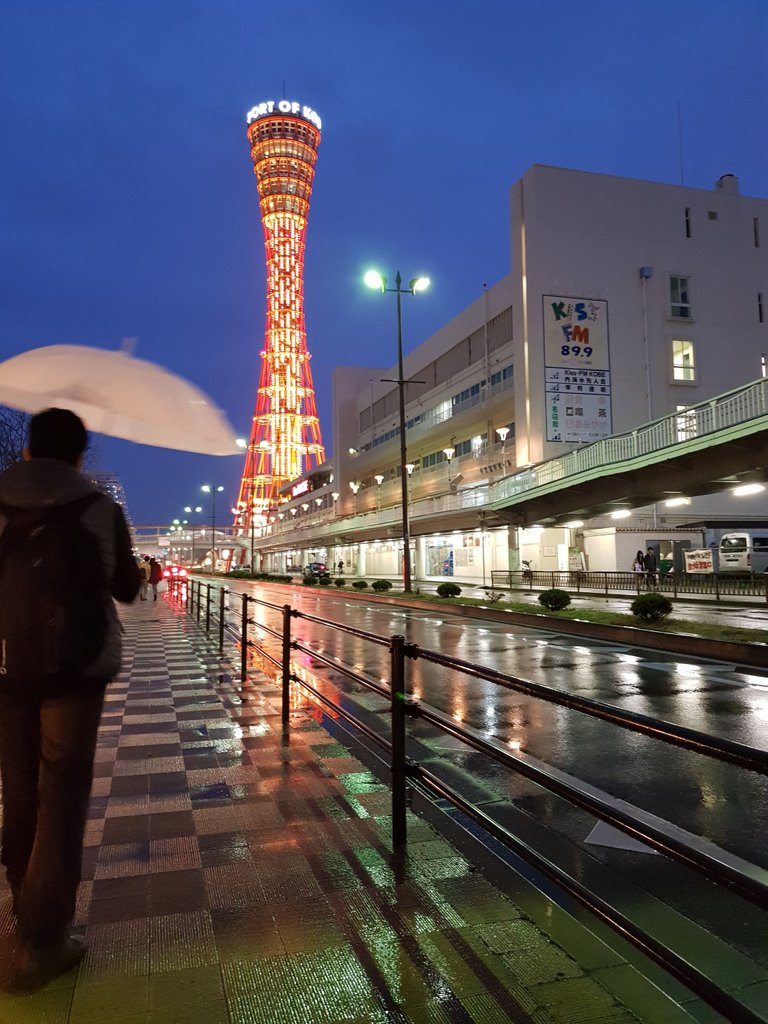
[0,407,140,990]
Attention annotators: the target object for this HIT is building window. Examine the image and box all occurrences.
[708,210,718,221]
[672,339,696,381]
[754,217,760,248]
[684,207,691,238]
[670,276,692,319]
[760,293,764,324]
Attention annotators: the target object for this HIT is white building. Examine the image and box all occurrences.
[260,166,768,582]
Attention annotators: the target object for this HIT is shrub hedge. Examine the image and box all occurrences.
[631,592,673,622]
[538,588,571,611]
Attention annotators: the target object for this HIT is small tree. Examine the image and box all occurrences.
[0,407,28,471]
[334,578,346,587]
[371,579,392,592]
[302,575,318,587]
[631,592,673,623]
[436,582,461,598]
[352,580,368,590]
[538,588,571,611]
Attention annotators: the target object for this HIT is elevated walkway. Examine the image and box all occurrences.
[0,598,717,1022]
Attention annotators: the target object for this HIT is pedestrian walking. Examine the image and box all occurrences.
[148,556,163,600]
[0,408,140,990]
[645,546,658,588]
[337,560,344,575]
[139,555,150,600]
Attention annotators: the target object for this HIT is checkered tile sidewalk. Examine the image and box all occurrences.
[0,597,652,1023]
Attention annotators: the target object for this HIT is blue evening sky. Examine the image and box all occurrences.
[1,0,766,525]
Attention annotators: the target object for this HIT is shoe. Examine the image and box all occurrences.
[13,935,88,992]
[153,595,157,600]
[140,596,147,601]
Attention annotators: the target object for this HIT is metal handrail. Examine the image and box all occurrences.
[417,646,768,774]
[416,702,768,906]
[490,568,768,603]
[170,578,768,1023]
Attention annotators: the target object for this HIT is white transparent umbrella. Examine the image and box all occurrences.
[0,345,240,455]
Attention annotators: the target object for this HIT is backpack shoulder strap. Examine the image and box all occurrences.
[58,492,104,518]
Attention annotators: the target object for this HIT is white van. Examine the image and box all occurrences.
[719,532,768,573]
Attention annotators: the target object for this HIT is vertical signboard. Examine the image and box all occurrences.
[543,296,611,442]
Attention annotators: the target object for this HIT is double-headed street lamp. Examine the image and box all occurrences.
[201,485,224,572]
[364,269,430,591]
[183,505,203,566]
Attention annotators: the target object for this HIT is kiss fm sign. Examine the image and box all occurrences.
[246,100,322,131]
[543,295,612,444]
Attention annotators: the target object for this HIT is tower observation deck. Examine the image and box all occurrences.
[233,99,326,545]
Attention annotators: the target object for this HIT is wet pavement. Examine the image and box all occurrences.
[0,596,700,1023]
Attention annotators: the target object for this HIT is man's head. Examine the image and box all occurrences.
[26,408,88,466]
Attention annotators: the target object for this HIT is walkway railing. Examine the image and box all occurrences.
[491,568,768,602]
[490,376,768,506]
[173,577,768,1024]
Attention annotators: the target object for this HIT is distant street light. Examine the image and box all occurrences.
[364,268,430,591]
[201,484,224,572]
[183,505,203,566]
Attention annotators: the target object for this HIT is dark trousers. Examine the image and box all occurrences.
[0,688,104,946]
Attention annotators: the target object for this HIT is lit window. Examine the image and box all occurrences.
[675,405,697,441]
[670,276,692,318]
[672,339,696,381]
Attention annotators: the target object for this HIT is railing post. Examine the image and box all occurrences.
[715,573,720,602]
[187,579,194,615]
[196,580,202,623]
[240,593,249,683]
[205,584,211,631]
[218,586,226,652]
[390,634,408,849]
[282,604,292,726]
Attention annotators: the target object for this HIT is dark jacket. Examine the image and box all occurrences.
[0,458,141,684]
[149,559,162,585]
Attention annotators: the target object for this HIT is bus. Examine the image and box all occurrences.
[718,532,768,573]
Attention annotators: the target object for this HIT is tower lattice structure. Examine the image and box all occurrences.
[233,100,325,546]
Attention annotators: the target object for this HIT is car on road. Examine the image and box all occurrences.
[304,562,328,577]
[162,564,188,580]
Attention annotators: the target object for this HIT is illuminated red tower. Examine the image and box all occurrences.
[234,99,325,540]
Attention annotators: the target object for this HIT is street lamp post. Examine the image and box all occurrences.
[349,481,360,514]
[442,447,455,488]
[183,505,203,567]
[364,269,430,591]
[201,485,224,572]
[374,474,384,511]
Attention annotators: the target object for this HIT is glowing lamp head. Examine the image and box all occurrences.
[410,276,430,293]
[364,270,386,292]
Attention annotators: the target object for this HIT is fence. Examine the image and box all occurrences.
[171,576,768,1024]
[491,569,768,602]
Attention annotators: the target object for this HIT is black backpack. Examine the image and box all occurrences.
[0,493,109,694]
